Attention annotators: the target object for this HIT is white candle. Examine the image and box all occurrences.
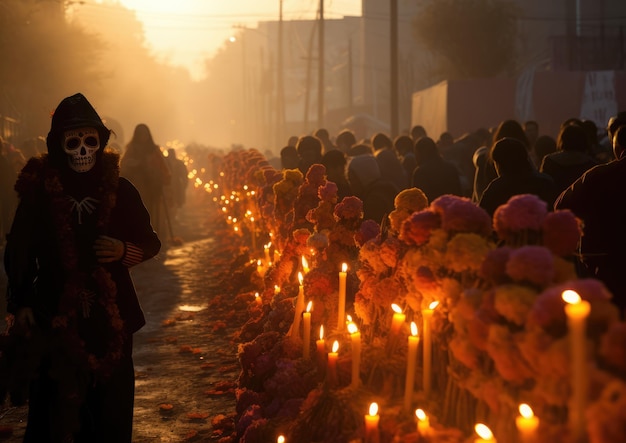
[303,301,312,360]
[390,303,406,337]
[250,216,256,251]
[254,292,262,305]
[264,243,271,265]
[338,263,347,332]
[562,290,590,443]
[364,402,380,443]
[327,340,339,388]
[290,273,305,337]
[516,403,539,443]
[474,423,496,442]
[316,325,326,374]
[415,408,430,436]
[404,322,419,412]
[422,301,439,397]
[256,259,264,276]
[348,323,361,389]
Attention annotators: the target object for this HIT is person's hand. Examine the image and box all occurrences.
[94,235,125,263]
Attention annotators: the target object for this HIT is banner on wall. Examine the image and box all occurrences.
[579,71,618,130]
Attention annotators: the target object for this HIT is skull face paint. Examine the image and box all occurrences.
[63,127,100,173]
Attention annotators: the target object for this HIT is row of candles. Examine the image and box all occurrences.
[253,244,591,442]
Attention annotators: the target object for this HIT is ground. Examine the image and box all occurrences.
[0,194,242,442]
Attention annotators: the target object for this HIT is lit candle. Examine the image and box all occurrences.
[250,216,256,251]
[316,325,326,374]
[303,301,312,360]
[474,423,496,442]
[338,263,347,332]
[254,292,262,305]
[327,340,339,388]
[274,285,280,295]
[256,259,264,276]
[264,243,271,265]
[415,408,430,436]
[274,249,280,263]
[516,403,539,443]
[422,301,439,397]
[562,290,590,442]
[302,256,310,274]
[290,273,305,337]
[390,303,406,337]
[277,436,285,443]
[364,402,380,443]
[404,322,420,412]
[348,323,361,389]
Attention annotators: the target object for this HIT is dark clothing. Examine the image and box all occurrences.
[401,152,417,182]
[375,149,408,191]
[472,147,497,202]
[411,157,463,203]
[540,151,598,194]
[554,156,626,314]
[479,170,559,217]
[4,152,160,441]
[359,179,398,224]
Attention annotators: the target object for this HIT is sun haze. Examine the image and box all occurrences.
[114,0,361,81]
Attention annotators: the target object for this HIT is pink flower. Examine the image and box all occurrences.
[305,164,326,187]
[505,246,555,287]
[399,210,441,246]
[354,219,380,247]
[494,194,547,239]
[318,181,338,202]
[431,195,492,237]
[480,246,512,284]
[541,210,582,256]
[333,196,363,221]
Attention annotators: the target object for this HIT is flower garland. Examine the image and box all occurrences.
[24,152,126,379]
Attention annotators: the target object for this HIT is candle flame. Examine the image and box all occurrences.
[347,323,358,334]
[332,340,339,353]
[347,314,353,322]
[306,301,313,313]
[391,303,402,314]
[298,272,303,285]
[319,325,324,340]
[475,423,493,440]
[519,403,534,419]
[341,263,348,273]
[302,256,309,271]
[274,285,280,294]
[268,241,272,247]
[277,436,285,443]
[411,322,418,336]
[415,408,426,421]
[254,292,259,298]
[369,402,378,416]
[429,301,440,310]
[257,259,262,266]
[562,290,581,305]
[264,243,269,250]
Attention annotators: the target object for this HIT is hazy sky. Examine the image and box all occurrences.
[112,0,362,80]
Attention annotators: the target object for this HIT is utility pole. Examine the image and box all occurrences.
[318,0,325,129]
[390,0,399,137]
[277,0,285,148]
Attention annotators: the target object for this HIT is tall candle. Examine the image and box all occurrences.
[474,423,496,442]
[250,216,256,251]
[364,402,380,443]
[254,292,262,305]
[348,323,361,389]
[301,256,310,274]
[264,243,271,265]
[415,409,431,436]
[338,263,347,332]
[404,322,420,412]
[562,290,590,443]
[327,340,339,388]
[390,303,406,336]
[302,301,312,360]
[290,273,305,337]
[516,403,539,443]
[256,259,264,276]
[274,249,280,264]
[422,301,439,397]
[316,325,326,374]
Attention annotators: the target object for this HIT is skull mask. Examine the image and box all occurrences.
[63,127,100,173]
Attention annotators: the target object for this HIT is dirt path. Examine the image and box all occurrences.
[1,196,242,442]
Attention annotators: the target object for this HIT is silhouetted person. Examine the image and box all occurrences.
[280,145,300,170]
[555,123,626,315]
[372,132,408,191]
[410,125,427,142]
[164,148,189,211]
[321,149,353,201]
[394,134,416,179]
[120,124,171,236]
[314,128,336,154]
[4,93,161,442]
[336,129,357,154]
[411,136,462,202]
[533,135,557,167]
[347,154,398,224]
[296,135,323,175]
[0,140,18,244]
[540,123,597,194]
[479,137,559,217]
